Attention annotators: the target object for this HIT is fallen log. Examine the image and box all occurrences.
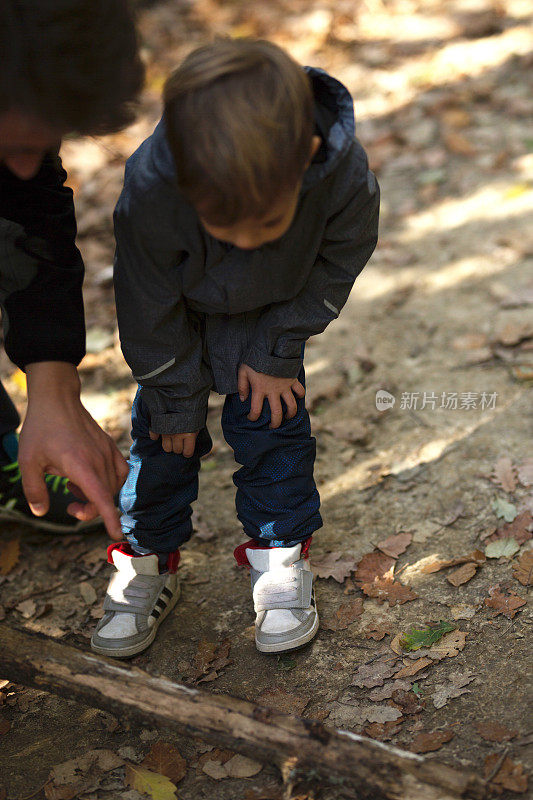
[0,624,486,800]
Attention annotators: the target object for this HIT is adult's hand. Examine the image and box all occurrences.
[19,361,129,540]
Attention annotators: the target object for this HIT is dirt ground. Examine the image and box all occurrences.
[1,1,532,798]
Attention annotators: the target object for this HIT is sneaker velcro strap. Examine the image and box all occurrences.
[251,565,313,612]
[103,594,152,614]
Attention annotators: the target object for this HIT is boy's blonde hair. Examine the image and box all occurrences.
[163,38,314,226]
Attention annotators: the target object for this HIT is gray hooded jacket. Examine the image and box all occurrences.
[113,67,380,435]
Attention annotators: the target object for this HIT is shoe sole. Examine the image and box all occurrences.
[255,611,320,654]
[0,506,103,534]
[90,583,181,659]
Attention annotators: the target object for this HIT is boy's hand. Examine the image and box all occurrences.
[238,364,305,429]
[149,430,198,457]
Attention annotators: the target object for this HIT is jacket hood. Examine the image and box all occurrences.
[139,66,355,192]
[302,66,355,190]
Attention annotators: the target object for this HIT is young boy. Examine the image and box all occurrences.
[91,38,379,659]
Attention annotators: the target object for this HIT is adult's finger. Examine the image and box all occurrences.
[149,430,160,441]
[20,458,50,517]
[113,445,129,487]
[172,435,184,455]
[282,390,298,420]
[247,390,265,422]
[161,435,173,453]
[268,395,283,429]
[237,367,250,401]
[67,465,122,539]
[292,380,306,398]
[66,499,99,522]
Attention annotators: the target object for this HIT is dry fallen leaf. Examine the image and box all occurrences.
[360,578,418,607]
[311,551,357,583]
[485,538,520,559]
[484,754,529,794]
[390,688,424,716]
[79,582,97,606]
[475,720,517,743]
[485,585,526,619]
[432,672,475,709]
[45,749,124,800]
[447,562,479,586]
[368,680,412,702]
[395,657,433,679]
[517,458,533,487]
[189,639,232,683]
[422,550,485,574]
[328,697,402,728]
[351,660,399,689]
[0,538,20,576]
[257,688,309,716]
[411,729,454,753]
[141,741,187,784]
[321,599,363,631]
[485,511,533,547]
[363,719,402,741]
[223,754,262,778]
[354,551,395,585]
[364,622,395,640]
[376,532,412,559]
[513,549,533,586]
[16,599,36,619]
[490,456,517,492]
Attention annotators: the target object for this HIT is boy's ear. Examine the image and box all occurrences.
[309,134,321,162]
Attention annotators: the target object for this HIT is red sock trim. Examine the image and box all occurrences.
[166,550,181,573]
[106,542,180,573]
[233,536,313,567]
[107,541,133,564]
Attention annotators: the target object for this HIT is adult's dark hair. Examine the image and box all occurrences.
[0,0,145,135]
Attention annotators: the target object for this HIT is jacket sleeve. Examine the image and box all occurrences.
[113,191,212,435]
[0,151,86,369]
[243,142,380,378]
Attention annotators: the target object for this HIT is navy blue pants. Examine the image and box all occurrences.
[120,367,322,554]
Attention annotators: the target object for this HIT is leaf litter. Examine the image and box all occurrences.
[311,551,357,583]
[513,549,533,585]
[484,585,526,619]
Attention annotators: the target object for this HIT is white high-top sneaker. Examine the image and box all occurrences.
[91,542,180,658]
[234,539,319,653]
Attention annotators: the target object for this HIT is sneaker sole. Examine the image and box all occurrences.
[0,506,103,534]
[255,611,320,654]
[90,583,181,659]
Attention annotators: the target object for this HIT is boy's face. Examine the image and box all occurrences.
[198,135,321,251]
[199,185,301,251]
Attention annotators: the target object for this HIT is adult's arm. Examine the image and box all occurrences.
[0,151,128,538]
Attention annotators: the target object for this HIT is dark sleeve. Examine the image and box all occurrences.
[243,141,380,378]
[114,189,212,435]
[0,150,85,369]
